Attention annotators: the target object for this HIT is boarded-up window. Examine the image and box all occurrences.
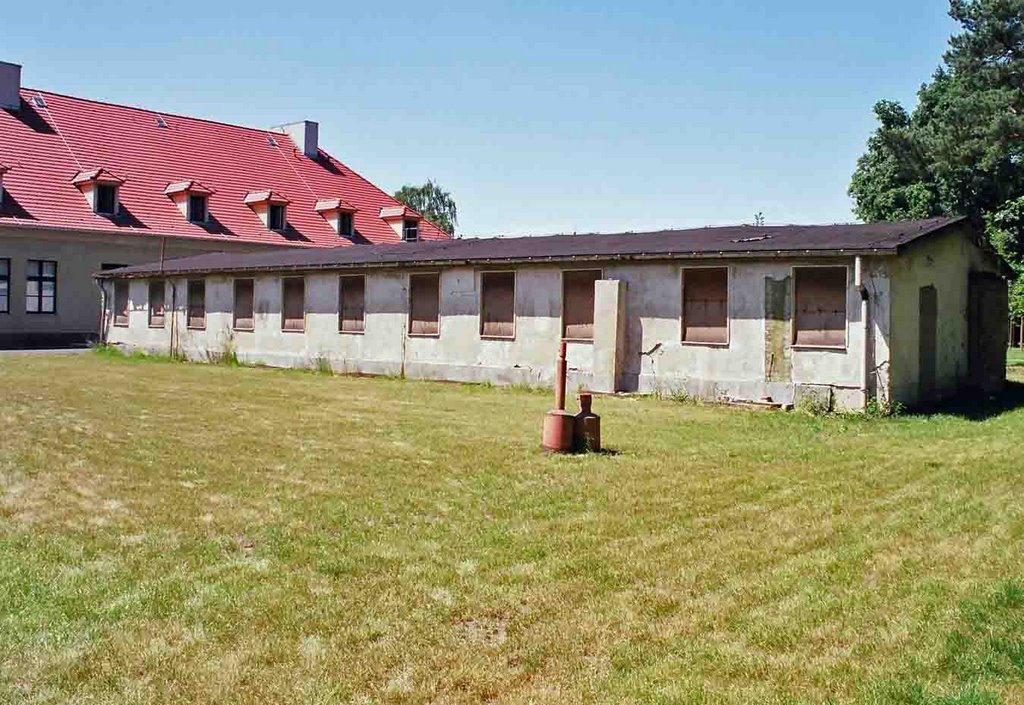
[339,275,365,333]
[682,268,729,344]
[148,281,165,328]
[794,267,847,347]
[282,277,305,331]
[187,279,206,329]
[233,279,255,330]
[113,280,129,327]
[409,273,440,336]
[563,269,600,340]
[480,271,515,338]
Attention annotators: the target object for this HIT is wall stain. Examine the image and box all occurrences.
[764,276,792,383]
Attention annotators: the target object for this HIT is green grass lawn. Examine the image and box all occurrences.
[3,354,1024,705]
[1009,347,1024,368]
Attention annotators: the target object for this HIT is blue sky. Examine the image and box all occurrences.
[5,1,955,236]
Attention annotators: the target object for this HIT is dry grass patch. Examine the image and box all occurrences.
[1,354,1024,704]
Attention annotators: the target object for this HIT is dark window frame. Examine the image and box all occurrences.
[681,266,730,347]
[339,211,354,238]
[338,274,366,334]
[113,280,130,327]
[561,269,602,342]
[269,204,287,232]
[479,270,516,340]
[95,184,117,215]
[233,278,256,331]
[148,280,166,328]
[0,258,9,314]
[402,219,420,242]
[792,265,849,350]
[25,259,57,315]
[281,276,306,332]
[408,272,441,337]
[188,194,208,223]
[187,279,206,330]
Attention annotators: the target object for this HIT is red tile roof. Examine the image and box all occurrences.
[0,89,449,247]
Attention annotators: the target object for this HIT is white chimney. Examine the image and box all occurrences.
[271,120,319,159]
[0,61,22,111]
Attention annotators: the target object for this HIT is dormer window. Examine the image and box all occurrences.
[188,194,208,223]
[0,163,9,206]
[244,190,290,232]
[380,205,422,242]
[72,168,125,216]
[403,219,420,242]
[315,197,357,238]
[269,203,286,231]
[164,180,214,225]
[96,184,117,215]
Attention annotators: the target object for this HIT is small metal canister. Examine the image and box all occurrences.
[573,392,601,453]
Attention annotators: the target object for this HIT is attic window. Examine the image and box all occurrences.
[73,169,126,215]
[96,184,117,215]
[339,212,354,237]
[269,204,287,231]
[403,219,419,242]
[314,198,357,237]
[188,194,208,223]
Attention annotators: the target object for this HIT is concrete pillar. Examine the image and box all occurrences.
[592,279,626,393]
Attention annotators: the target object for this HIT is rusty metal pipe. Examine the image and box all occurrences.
[542,339,574,453]
[554,339,567,411]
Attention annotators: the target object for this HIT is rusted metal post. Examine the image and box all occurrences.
[554,339,567,411]
[542,339,574,452]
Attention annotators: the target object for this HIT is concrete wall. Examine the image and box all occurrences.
[105,255,909,410]
[0,227,280,346]
[887,225,1005,406]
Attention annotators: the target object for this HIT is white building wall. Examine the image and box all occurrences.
[0,227,280,346]
[105,256,908,410]
[887,226,1004,406]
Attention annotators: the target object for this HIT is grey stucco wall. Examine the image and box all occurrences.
[0,227,280,345]
[105,255,905,410]
[887,226,1005,406]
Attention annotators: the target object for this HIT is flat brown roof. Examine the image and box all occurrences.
[97,217,967,279]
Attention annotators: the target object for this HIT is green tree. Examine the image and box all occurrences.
[849,1,1024,230]
[988,196,1024,317]
[393,180,458,236]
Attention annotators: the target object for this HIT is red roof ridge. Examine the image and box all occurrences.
[23,87,299,140]
[71,167,126,185]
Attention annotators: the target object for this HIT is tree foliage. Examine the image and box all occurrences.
[988,196,1024,315]
[849,1,1024,231]
[393,180,458,236]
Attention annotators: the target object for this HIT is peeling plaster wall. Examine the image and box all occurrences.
[887,225,1004,407]
[106,254,923,411]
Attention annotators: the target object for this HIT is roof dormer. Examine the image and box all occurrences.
[244,190,290,232]
[315,198,357,238]
[380,205,421,242]
[72,168,125,216]
[165,180,214,224]
[0,163,9,205]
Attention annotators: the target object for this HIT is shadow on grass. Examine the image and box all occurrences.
[910,380,1024,422]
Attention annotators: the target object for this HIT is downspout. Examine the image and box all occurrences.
[854,256,870,410]
[96,279,109,346]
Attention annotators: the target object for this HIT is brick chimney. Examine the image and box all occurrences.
[0,61,21,111]
[271,120,319,159]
